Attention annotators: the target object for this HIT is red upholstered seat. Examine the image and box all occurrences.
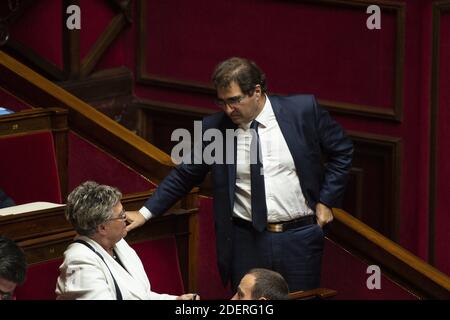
[16,237,184,299]
[15,258,62,300]
[131,237,185,295]
[0,131,62,205]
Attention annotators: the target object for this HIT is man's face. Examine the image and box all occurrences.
[216,81,262,126]
[0,277,17,300]
[231,274,256,300]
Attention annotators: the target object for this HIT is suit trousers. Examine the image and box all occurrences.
[231,222,324,292]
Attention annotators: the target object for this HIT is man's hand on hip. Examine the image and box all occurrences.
[125,211,146,232]
[315,203,333,228]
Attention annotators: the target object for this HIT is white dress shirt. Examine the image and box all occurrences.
[233,96,313,223]
[140,95,313,222]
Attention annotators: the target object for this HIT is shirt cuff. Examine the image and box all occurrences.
[139,206,152,221]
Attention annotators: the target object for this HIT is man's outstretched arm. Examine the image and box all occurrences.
[126,161,209,232]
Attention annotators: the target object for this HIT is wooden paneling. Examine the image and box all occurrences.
[343,167,364,220]
[0,108,69,199]
[137,0,405,121]
[0,51,175,185]
[345,131,402,241]
[430,1,450,270]
[58,67,137,133]
[79,12,130,78]
[329,208,450,299]
[58,67,133,102]
[3,0,131,81]
[136,99,217,154]
[4,39,66,80]
[289,288,337,300]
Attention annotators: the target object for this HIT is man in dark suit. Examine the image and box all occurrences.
[126,57,353,292]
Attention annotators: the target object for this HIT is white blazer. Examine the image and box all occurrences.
[55,236,177,300]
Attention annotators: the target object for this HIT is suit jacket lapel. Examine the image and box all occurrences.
[270,97,304,170]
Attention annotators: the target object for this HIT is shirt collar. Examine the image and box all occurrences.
[254,94,272,128]
[239,95,272,130]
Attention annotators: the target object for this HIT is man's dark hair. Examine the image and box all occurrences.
[0,235,27,284]
[212,57,267,95]
[249,268,289,300]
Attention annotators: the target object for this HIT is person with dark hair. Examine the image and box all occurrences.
[126,57,353,292]
[56,181,199,300]
[0,235,27,300]
[232,268,289,300]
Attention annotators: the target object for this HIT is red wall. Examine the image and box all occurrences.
[68,131,153,194]
[2,0,448,292]
[435,8,450,275]
[321,240,417,299]
[10,0,63,68]
[0,88,31,111]
[133,0,449,276]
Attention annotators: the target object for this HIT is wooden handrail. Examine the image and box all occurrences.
[289,288,337,300]
[199,183,450,298]
[330,208,450,299]
[0,50,174,184]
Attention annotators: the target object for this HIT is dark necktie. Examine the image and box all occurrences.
[250,120,268,232]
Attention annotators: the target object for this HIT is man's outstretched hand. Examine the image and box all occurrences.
[177,293,200,300]
[125,211,146,232]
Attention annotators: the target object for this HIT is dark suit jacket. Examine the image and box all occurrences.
[144,95,353,284]
[0,188,15,209]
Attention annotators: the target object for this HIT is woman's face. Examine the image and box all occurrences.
[104,202,127,243]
